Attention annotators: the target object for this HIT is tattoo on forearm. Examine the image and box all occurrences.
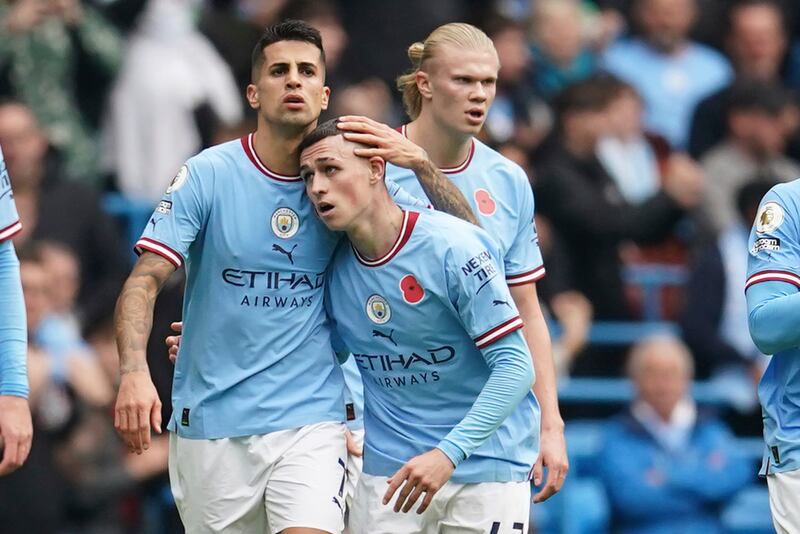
[415,160,480,226]
[115,253,175,375]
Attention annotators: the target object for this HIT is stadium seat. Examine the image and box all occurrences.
[721,485,773,534]
[532,478,610,534]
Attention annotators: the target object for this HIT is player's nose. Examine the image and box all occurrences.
[286,67,302,88]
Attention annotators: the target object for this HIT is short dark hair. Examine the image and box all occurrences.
[726,78,792,116]
[298,118,341,154]
[251,19,326,82]
[554,75,624,120]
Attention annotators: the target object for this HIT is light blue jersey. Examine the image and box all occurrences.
[0,145,21,241]
[326,209,539,484]
[136,134,345,439]
[602,38,732,149]
[0,145,27,398]
[746,180,800,475]
[387,127,545,286]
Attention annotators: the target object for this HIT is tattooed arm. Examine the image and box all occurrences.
[114,252,175,454]
[337,115,479,226]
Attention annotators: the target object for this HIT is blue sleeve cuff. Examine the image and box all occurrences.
[435,441,466,468]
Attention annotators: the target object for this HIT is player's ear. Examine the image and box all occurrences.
[246,84,260,110]
[320,86,331,111]
[368,156,385,185]
[417,71,432,100]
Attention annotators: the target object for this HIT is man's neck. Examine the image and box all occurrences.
[645,38,688,56]
[348,194,405,260]
[253,119,316,176]
[407,114,473,169]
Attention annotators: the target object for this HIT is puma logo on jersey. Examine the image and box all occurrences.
[272,243,297,264]
[149,217,162,231]
[372,328,397,346]
[493,299,511,309]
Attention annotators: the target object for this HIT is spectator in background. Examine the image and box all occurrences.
[330,78,396,125]
[682,181,770,410]
[483,17,546,148]
[0,245,112,533]
[701,79,800,234]
[497,143,594,378]
[597,80,666,205]
[199,0,271,114]
[529,0,597,100]
[535,77,701,325]
[602,0,732,149]
[0,0,123,185]
[102,0,243,203]
[596,335,752,534]
[0,100,128,331]
[690,0,791,160]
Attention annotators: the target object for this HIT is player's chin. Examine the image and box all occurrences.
[458,119,484,136]
[276,110,316,127]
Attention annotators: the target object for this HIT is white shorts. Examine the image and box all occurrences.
[349,472,530,534]
[345,428,365,511]
[169,421,347,534]
[767,468,800,534]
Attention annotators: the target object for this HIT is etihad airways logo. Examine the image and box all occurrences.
[222,268,324,291]
[353,345,455,372]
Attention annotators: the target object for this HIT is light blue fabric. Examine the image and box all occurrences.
[0,145,27,398]
[387,134,545,284]
[0,240,27,398]
[326,209,537,483]
[602,38,732,148]
[136,134,345,439]
[596,412,751,534]
[746,179,800,474]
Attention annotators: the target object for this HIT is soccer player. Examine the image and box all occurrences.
[0,143,31,477]
[746,180,800,534]
[300,119,536,533]
[337,22,567,501]
[115,20,473,534]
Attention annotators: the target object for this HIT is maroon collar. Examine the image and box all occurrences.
[240,133,302,182]
[353,210,420,267]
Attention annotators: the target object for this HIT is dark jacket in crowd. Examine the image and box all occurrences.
[534,146,684,320]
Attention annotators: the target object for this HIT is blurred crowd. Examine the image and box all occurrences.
[0,0,795,532]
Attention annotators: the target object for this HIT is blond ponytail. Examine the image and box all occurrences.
[395,23,496,120]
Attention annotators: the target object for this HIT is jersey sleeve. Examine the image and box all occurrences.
[0,146,22,242]
[386,176,431,210]
[0,240,27,398]
[504,168,545,286]
[134,159,211,268]
[746,184,800,291]
[444,226,524,349]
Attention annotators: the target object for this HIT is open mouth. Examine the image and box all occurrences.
[467,109,485,120]
[317,201,335,215]
[284,95,306,109]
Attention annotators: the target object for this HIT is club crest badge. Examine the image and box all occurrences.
[271,207,300,238]
[756,202,784,234]
[366,294,391,324]
[166,165,188,194]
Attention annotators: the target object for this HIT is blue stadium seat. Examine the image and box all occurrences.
[532,478,610,534]
[564,419,604,477]
[103,193,156,260]
[721,485,773,534]
[558,377,732,406]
